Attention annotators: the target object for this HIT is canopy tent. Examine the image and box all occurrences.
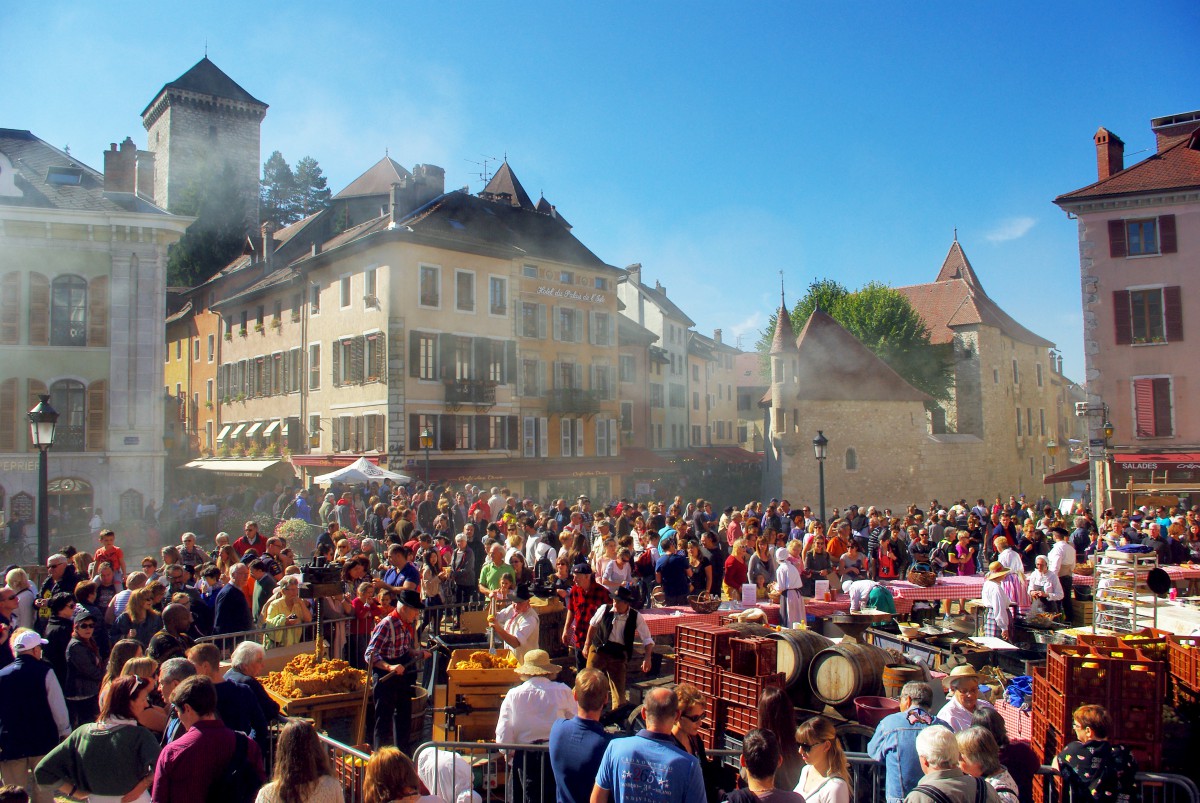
[313,456,411,486]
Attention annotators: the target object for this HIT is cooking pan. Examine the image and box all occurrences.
[1146,567,1171,596]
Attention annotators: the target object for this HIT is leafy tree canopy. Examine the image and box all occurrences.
[757,278,954,402]
[261,151,331,229]
[166,161,248,287]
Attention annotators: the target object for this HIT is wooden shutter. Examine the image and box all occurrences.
[1164,286,1183,342]
[576,418,585,456]
[0,273,20,344]
[374,334,386,380]
[409,414,420,452]
[537,304,547,339]
[86,380,106,451]
[1108,220,1127,258]
[0,378,16,451]
[1152,378,1173,437]
[409,330,421,378]
[539,416,549,457]
[27,379,47,452]
[28,272,49,346]
[475,415,490,450]
[281,351,290,393]
[440,414,456,451]
[375,414,386,452]
[505,341,516,385]
[350,415,360,452]
[507,416,519,451]
[439,335,455,382]
[609,418,618,456]
[1134,378,1155,438]
[1159,214,1177,254]
[332,419,342,452]
[1113,290,1132,345]
[596,419,606,456]
[87,276,109,346]
[551,306,561,341]
[332,342,342,387]
[352,336,365,384]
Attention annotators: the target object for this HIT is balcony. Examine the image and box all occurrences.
[548,388,601,414]
[55,424,85,452]
[445,379,497,405]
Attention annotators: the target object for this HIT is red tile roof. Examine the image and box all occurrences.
[1055,130,1200,203]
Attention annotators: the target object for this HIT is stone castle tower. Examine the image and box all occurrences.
[140,57,266,233]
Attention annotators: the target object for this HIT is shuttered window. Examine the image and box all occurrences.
[50,275,87,347]
[28,273,49,345]
[0,273,20,344]
[0,378,16,451]
[87,276,109,346]
[1109,215,1177,258]
[1115,287,1183,345]
[1133,377,1173,438]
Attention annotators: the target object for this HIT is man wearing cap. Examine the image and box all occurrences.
[365,588,430,754]
[563,563,610,670]
[0,629,71,803]
[34,554,78,633]
[496,649,574,803]
[935,665,995,732]
[489,584,540,662]
[584,586,654,710]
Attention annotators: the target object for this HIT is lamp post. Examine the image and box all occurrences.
[419,427,433,487]
[1047,439,1058,504]
[812,430,828,525]
[27,394,59,565]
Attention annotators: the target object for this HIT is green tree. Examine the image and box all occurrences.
[166,162,248,287]
[293,156,332,218]
[260,150,297,229]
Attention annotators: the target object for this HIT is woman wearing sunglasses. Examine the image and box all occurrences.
[794,716,851,803]
[65,607,105,727]
[671,683,720,802]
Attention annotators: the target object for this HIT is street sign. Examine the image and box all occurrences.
[1088,438,1106,447]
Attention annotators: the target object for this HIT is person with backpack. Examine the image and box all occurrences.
[904,726,1000,803]
[150,675,264,803]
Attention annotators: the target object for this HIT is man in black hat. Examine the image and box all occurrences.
[584,586,654,711]
[364,588,430,754]
[489,583,540,662]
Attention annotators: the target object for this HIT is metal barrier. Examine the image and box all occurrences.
[196,614,352,657]
[321,732,371,803]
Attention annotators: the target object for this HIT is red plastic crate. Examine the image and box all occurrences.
[1075,634,1120,649]
[1124,740,1162,772]
[1089,646,1167,701]
[1046,644,1111,698]
[1120,631,1170,664]
[675,624,735,664]
[718,670,784,708]
[674,658,718,695]
[1033,666,1107,735]
[1167,635,1200,690]
[1113,700,1162,742]
[730,636,778,677]
[719,699,760,736]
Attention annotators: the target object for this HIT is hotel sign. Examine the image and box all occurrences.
[535,286,607,304]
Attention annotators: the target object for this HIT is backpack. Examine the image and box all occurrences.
[535,553,555,581]
[206,732,260,803]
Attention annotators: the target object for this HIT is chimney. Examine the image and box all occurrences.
[714,329,723,344]
[389,182,403,223]
[1150,110,1200,153]
[135,150,155,199]
[260,222,276,270]
[102,137,136,193]
[411,164,445,207]
[1094,127,1124,180]
[655,279,666,296]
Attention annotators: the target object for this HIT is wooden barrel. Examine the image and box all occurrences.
[410,686,428,742]
[725,623,832,691]
[882,665,926,699]
[808,643,891,707]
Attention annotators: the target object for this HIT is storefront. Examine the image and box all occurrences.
[1109,452,1200,511]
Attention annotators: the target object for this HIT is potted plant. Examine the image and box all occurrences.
[248,443,262,458]
[364,294,378,307]
[238,327,248,338]
[216,443,231,457]
[235,392,245,402]
[205,400,214,410]
[223,331,232,341]
[254,322,265,333]
[270,319,282,330]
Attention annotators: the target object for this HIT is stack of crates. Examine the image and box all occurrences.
[1167,634,1200,704]
[717,635,784,758]
[1029,642,1167,784]
[673,623,735,748]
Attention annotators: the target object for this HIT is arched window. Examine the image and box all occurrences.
[51,275,87,346]
[845,447,858,471]
[50,379,86,452]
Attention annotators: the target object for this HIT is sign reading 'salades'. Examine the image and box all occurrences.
[535,286,607,304]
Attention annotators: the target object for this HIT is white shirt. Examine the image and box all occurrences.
[935,695,994,732]
[982,579,1013,631]
[493,604,539,661]
[997,548,1024,576]
[588,604,654,649]
[417,747,483,803]
[1047,541,1076,576]
[1027,569,1064,602]
[495,675,575,744]
[794,764,850,803]
[847,579,882,611]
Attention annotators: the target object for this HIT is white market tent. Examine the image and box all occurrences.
[313,456,412,486]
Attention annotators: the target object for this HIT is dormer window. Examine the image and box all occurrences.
[46,166,83,186]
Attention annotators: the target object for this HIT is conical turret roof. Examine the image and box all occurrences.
[769,304,798,355]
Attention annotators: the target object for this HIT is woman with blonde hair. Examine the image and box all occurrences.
[723,538,750,600]
[5,566,36,629]
[957,727,1020,803]
[263,575,312,647]
[794,716,850,803]
[215,545,240,582]
[102,639,144,689]
[362,747,438,803]
[115,586,162,647]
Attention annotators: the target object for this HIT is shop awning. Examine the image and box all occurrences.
[1043,461,1090,484]
[181,459,287,475]
[244,422,263,438]
[229,423,246,439]
[290,454,383,472]
[215,425,231,443]
[262,420,280,436]
[1113,453,1200,469]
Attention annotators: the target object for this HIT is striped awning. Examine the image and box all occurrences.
[216,425,231,443]
[263,420,280,436]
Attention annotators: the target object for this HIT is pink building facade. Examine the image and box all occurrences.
[1055,111,1200,511]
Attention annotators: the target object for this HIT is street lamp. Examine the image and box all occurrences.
[1047,439,1058,503]
[1102,418,1114,443]
[28,394,59,565]
[419,427,433,487]
[812,430,828,525]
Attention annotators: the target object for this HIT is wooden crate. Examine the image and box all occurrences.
[267,687,368,744]
[443,649,519,742]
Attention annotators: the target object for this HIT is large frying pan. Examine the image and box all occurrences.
[1146,567,1172,596]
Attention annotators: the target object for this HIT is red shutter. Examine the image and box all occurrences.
[87,380,107,451]
[28,273,49,346]
[1133,379,1156,438]
[1152,379,1173,437]
[1107,220,1127,258]
[0,273,20,344]
[1164,286,1183,343]
[88,276,109,347]
[0,378,16,451]
[1113,290,1133,345]
[27,380,47,452]
[1159,214,1177,254]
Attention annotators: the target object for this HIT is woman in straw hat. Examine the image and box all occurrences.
[981,561,1014,641]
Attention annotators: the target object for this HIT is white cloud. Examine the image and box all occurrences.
[985,216,1036,243]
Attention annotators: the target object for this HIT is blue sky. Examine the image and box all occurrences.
[5,2,1197,380]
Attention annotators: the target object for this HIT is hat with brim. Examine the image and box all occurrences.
[397,589,425,610]
[946,665,979,682]
[12,630,49,652]
[614,586,637,604]
[571,562,593,575]
[985,561,1011,582]
[515,649,560,677]
[1049,526,1070,538]
[515,584,534,601]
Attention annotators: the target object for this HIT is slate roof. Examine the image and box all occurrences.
[620,272,695,326]
[691,330,739,354]
[141,57,266,117]
[1055,128,1200,203]
[480,161,535,209]
[896,241,1054,349]
[618,314,659,346]
[536,194,571,228]
[334,157,412,199]
[211,265,298,309]
[0,128,170,215]
[790,310,931,403]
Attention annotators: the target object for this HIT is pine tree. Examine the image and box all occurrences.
[260,151,297,229]
[293,156,332,218]
[166,162,249,287]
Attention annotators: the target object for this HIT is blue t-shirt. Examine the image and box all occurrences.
[549,716,613,803]
[655,553,690,597]
[382,562,420,590]
[595,730,705,803]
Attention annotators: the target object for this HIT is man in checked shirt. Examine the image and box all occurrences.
[365,588,430,754]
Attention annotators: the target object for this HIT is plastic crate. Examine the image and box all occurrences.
[674,658,719,695]
[1089,646,1167,701]
[1167,635,1200,690]
[1046,644,1111,698]
[1075,634,1120,649]
[1124,740,1162,772]
[718,670,784,708]
[730,636,778,677]
[720,734,744,769]
[675,624,735,664]
[1112,700,1162,742]
[719,699,760,736]
[1033,665,1106,735]
[1120,630,1170,664]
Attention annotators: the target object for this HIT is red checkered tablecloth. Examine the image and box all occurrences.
[888,574,985,601]
[1072,564,1200,588]
[641,604,783,637]
[995,698,1033,741]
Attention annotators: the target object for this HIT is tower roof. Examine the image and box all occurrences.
[935,239,984,292]
[479,161,535,209]
[791,310,931,402]
[334,156,412,199]
[769,305,798,354]
[141,57,266,117]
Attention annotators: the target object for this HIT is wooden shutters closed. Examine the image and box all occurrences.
[1159,214,1177,254]
[0,273,19,344]
[1112,290,1132,345]
[1164,286,1183,342]
[87,276,109,346]
[28,273,49,345]
[0,378,16,451]
[86,380,107,451]
[1108,220,1127,258]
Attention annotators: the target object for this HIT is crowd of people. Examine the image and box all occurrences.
[1,478,1180,803]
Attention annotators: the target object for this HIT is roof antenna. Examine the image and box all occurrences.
[204,39,208,58]
[953,226,958,242]
[385,147,389,157]
[466,155,499,190]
